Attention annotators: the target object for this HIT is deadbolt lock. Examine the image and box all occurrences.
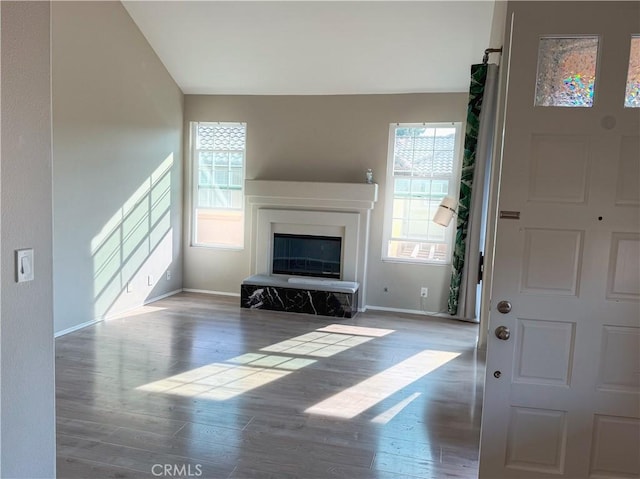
[497,300,512,314]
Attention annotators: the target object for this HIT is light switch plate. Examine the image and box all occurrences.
[16,249,34,283]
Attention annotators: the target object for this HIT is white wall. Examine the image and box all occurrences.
[0,1,56,476]
[184,93,467,313]
[489,1,508,65]
[52,1,184,334]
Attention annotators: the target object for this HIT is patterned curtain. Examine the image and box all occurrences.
[447,64,489,315]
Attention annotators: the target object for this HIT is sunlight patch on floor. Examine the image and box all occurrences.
[371,392,422,424]
[260,331,374,357]
[315,324,395,337]
[227,353,317,370]
[107,305,167,320]
[137,354,311,400]
[305,349,460,419]
[137,323,397,401]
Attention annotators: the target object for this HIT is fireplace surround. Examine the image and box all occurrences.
[241,180,378,317]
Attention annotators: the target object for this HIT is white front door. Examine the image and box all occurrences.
[480,2,639,478]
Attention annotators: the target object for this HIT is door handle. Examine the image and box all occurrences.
[495,326,510,341]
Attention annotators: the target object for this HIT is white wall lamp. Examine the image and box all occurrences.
[433,196,458,227]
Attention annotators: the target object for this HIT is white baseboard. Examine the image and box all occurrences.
[183,288,240,298]
[364,305,478,322]
[144,289,184,303]
[364,305,430,316]
[426,311,479,323]
[54,289,183,338]
[54,318,102,338]
[104,288,184,320]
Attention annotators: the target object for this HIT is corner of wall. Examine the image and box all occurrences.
[52,1,185,334]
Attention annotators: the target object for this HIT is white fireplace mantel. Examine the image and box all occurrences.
[245,180,378,309]
[245,180,378,209]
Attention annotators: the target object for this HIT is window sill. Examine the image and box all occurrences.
[381,256,452,266]
[190,243,245,251]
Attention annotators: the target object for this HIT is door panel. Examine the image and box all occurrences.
[480,2,640,478]
[505,407,568,475]
[528,134,591,204]
[589,415,640,477]
[615,136,640,205]
[520,228,584,295]
[513,318,575,387]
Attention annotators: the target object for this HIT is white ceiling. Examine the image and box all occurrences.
[123,1,496,95]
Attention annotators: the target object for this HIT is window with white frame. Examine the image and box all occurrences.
[383,123,462,264]
[191,121,246,248]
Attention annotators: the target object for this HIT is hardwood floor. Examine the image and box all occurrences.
[56,292,484,479]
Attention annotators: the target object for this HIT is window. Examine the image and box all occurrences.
[534,36,599,107]
[383,123,462,264]
[191,122,246,248]
[625,35,640,108]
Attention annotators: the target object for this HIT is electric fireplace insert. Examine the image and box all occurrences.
[272,233,341,279]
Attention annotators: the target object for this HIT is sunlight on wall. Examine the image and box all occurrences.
[137,324,396,401]
[91,154,174,318]
[305,349,460,419]
[104,232,173,318]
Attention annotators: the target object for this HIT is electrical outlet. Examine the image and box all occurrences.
[148,275,154,286]
[166,271,171,281]
[420,287,429,298]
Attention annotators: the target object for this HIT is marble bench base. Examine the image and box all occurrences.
[240,275,359,318]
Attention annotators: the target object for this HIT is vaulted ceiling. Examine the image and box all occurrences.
[123,1,496,95]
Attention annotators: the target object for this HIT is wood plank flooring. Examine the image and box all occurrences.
[56,292,484,479]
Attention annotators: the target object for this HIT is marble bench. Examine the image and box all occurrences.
[240,274,359,318]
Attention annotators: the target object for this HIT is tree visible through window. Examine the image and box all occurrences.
[383,123,462,263]
[192,122,246,247]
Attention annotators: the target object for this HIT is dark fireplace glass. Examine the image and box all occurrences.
[272,234,341,279]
